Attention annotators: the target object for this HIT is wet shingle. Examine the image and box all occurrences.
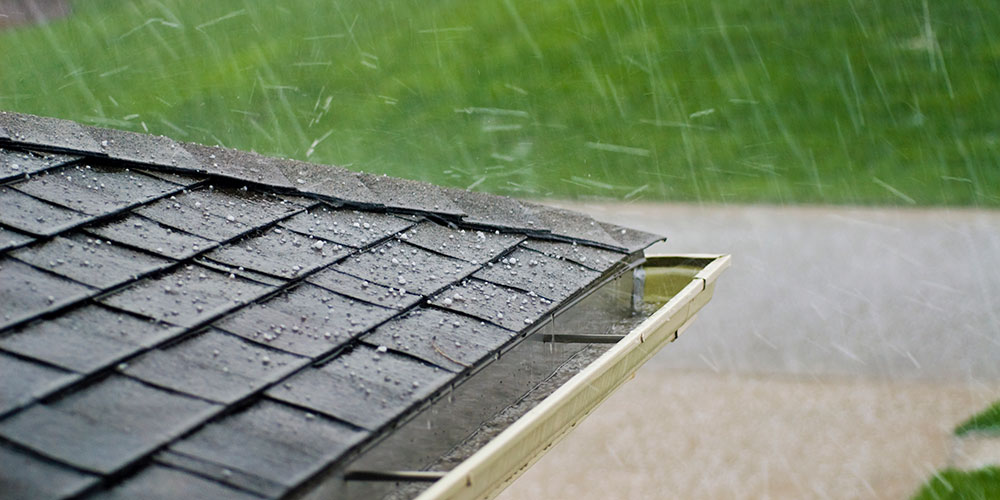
[86,214,217,260]
[133,168,205,187]
[0,352,77,415]
[0,443,98,499]
[271,158,381,206]
[448,188,548,232]
[307,268,421,310]
[215,283,395,358]
[91,464,263,500]
[11,233,172,289]
[13,164,179,217]
[204,227,350,279]
[0,305,178,374]
[0,259,93,330]
[279,205,413,248]
[88,127,201,171]
[520,239,627,272]
[0,226,33,252]
[398,221,524,263]
[358,173,464,217]
[268,345,451,431]
[0,376,218,474]
[362,307,513,372]
[169,400,366,496]
[0,112,103,154]
[183,143,296,188]
[520,203,626,250]
[0,147,79,182]
[428,279,555,331]
[598,221,665,253]
[175,188,303,225]
[134,196,251,243]
[0,187,91,236]
[124,328,308,404]
[100,265,273,327]
[332,240,479,296]
[472,248,601,302]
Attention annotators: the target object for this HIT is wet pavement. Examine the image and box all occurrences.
[499,203,1000,499]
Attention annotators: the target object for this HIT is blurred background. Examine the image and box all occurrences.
[2,0,998,497]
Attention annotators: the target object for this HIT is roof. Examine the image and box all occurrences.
[0,111,663,499]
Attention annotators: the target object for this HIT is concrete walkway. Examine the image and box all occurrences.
[498,203,1000,499]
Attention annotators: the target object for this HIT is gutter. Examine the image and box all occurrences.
[415,254,731,500]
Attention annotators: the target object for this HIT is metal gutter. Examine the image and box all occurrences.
[414,254,731,500]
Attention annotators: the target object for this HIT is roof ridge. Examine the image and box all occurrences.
[0,111,664,252]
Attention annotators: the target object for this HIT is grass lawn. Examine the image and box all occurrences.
[956,400,1000,437]
[911,467,1000,500]
[1,0,998,205]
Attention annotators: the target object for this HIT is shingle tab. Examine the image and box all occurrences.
[358,173,465,217]
[0,376,218,474]
[88,127,201,171]
[428,279,555,331]
[472,247,601,302]
[0,443,99,499]
[268,345,451,431]
[215,283,395,357]
[0,112,104,154]
[91,464,263,500]
[0,226,33,252]
[332,240,479,296]
[0,305,178,373]
[124,328,308,403]
[85,214,217,260]
[448,188,548,232]
[100,265,273,327]
[271,158,381,206]
[133,167,205,187]
[398,221,524,263]
[13,164,179,217]
[307,268,421,310]
[278,205,413,248]
[0,259,93,330]
[520,239,627,272]
[11,233,172,289]
[0,147,79,182]
[0,352,77,415]
[362,307,513,372]
[204,227,350,279]
[169,400,366,496]
[134,196,251,242]
[598,221,664,253]
[182,143,295,188]
[0,186,91,236]
[521,203,626,250]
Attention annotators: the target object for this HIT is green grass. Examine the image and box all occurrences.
[1,0,998,204]
[956,400,1000,436]
[912,467,1000,500]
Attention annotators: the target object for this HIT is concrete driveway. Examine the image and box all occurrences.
[498,203,1000,499]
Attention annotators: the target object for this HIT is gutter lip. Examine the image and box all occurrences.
[414,253,731,500]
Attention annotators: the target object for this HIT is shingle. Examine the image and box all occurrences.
[0,186,91,236]
[520,203,627,250]
[269,158,381,206]
[124,328,308,404]
[448,188,548,232]
[362,307,513,372]
[267,345,451,431]
[398,221,524,263]
[0,259,93,330]
[91,464,263,500]
[85,214,217,260]
[169,400,366,495]
[0,305,178,373]
[307,268,422,310]
[332,240,479,296]
[0,226,33,253]
[182,143,295,188]
[100,264,273,327]
[175,188,302,226]
[13,164,179,217]
[472,248,601,302]
[0,443,99,498]
[0,376,218,474]
[11,233,172,289]
[88,127,201,171]
[134,196,252,242]
[519,239,627,272]
[0,352,77,415]
[203,227,350,279]
[428,279,555,331]
[0,147,79,182]
[0,112,103,154]
[133,167,205,187]
[358,173,465,217]
[598,221,665,253]
[215,283,395,358]
[278,205,413,248]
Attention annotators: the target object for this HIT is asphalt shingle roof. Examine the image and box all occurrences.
[0,111,663,499]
